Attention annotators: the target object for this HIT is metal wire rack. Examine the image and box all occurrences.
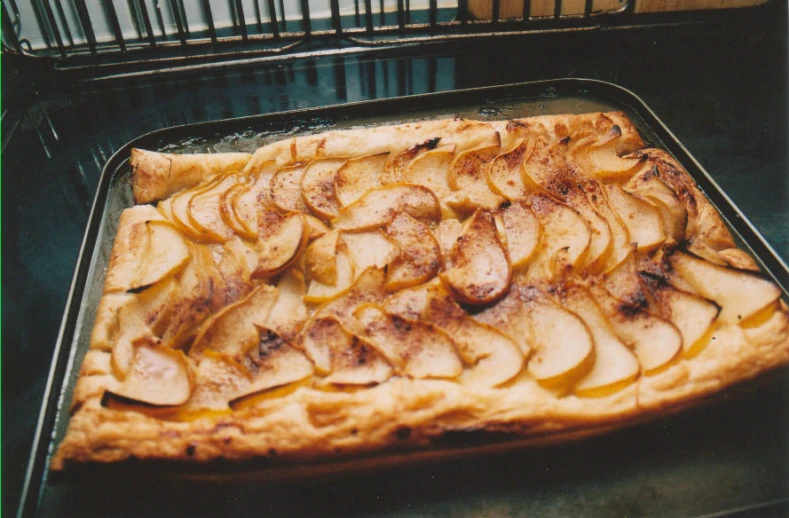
[7,0,751,73]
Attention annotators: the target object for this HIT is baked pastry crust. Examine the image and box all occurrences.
[52,112,789,471]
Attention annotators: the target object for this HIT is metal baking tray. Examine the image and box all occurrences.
[19,79,789,517]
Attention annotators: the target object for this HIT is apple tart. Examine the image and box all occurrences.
[52,112,789,470]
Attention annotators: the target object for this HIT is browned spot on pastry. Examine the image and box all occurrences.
[395,427,412,440]
[186,443,196,456]
[409,137,441,154]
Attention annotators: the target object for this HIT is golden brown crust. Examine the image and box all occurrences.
[54,112,789,473]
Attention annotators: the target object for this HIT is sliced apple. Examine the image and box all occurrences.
[181,350,250,412]
[224,236,259,281]
[253,210,309,279]
[304,240,354,304]
[230,326,314,403]
[446,136,504,213]
[604,184,666,253]
[157,197,175,222]
[220,182,253,239]
[564,187,613,274]
[300,157,347,220]
[401,145,457,217]
[189,283,279,358]
[520,138,570,196]
[341,230,399,278]
[271,164,309,213]
[302,316,392,385]
[718,248,759,272]
[335,152,388,208]
[561,284,640,397]
[109,342,193,407]
[170,179,217,240]
[304,214,330,240]
[487,138,535,200]
[473,285,533,355]
[313,267,387,326]
[110,305,157,380]
[353,304,463,379]
[426,286,523,388]
[234,170,276,237]
[434,218,463,270]
[304,230,340,286]
[385,212,442,291]
[382,281,435,320]
[638,273,720,358]
[669,250,779,326]
[131,221,191,291]
[527,195,591,281]
[499,200,541,269]
[580,127,646,182]
[584,180,631,271]
[444,209,512,305]
[265,269,308,344]
[589,283,682,374]
[104,209,156,293]
[381,138,441,185]
[624,168,687,242]
[187,174,241,242]
[521,288,595,389]
[332,184,441,231]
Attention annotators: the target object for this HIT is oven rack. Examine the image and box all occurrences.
[1,0,770,74]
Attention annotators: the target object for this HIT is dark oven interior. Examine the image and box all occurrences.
[3,0,788,515]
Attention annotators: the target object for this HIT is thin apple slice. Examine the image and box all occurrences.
[335,152,389,208]
[473,285,533,355]
[253,210,309,279]
[189,283,279,358]
[527,195,591,281]
[520,138,571,196]
[332,184,441,231]
[487,138,535,200]
[271,164,310,213]
[157,197,175,222]
[434,218,463,270]
[313,267,387,327]
[170,179,218,240]
[109,342,193,406]
[304,241,354,304]
[385,213,441,291]
[300,157,347,220]
[624,168,687,242]
[718,248,759,272]
[401,145,457,217]
[305,214,330,240]
[110,305,157,380]
[265,269,308,344]
[638,273,720,358]
[382,281,436,320]
[304,230,340,286]
[302,316,392,385]
[580,127,646,182]
[444,209,512,305]
[584,180,631,271]
[234,170,276,237]
[341,230,399,278]
[499,201,541,269]
[131,221,191,291]
[521,288,595,389]
[353,304,463,379]
[220,182,253,239]
[187,174,241,242]
[230,326,314,403]
[564,187,613,274]
[104,206,162,293]
[669,250,779,326]
[446,136,504,213]
[181,350,250,412]
[224,236,259,281]
[426,286,523,388]
[589,283,682,374]
[381,138,441,185]
[562,284,640,397]
[604,184,665,253]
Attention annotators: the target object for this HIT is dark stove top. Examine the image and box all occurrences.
[3,3,787,514]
